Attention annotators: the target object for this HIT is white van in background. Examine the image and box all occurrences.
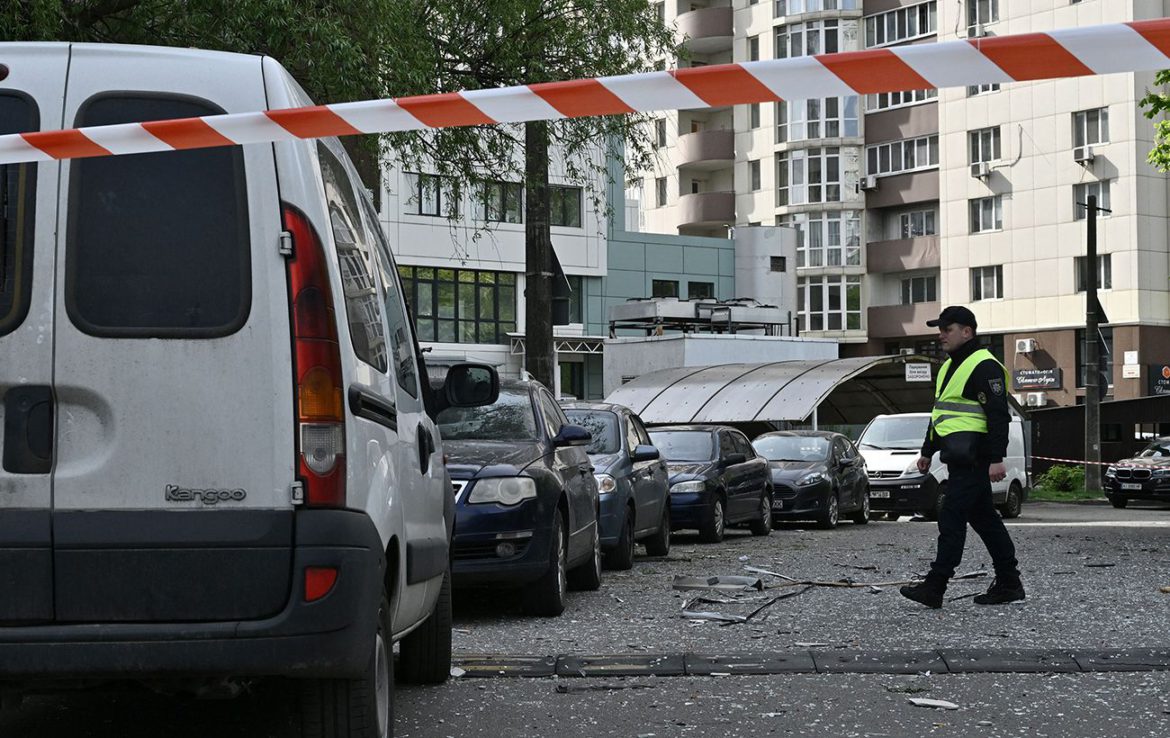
[0,42,498,737]
[857,412,1029,520]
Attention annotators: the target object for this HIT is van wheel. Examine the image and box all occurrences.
[605,509,635,571]
[298,592,393,738]
[568,518,602,591]
[396,567,452,685]
[699,495,726,543]
[998,481,1023,519]
[643,505,671,557]
[523,510,567,616]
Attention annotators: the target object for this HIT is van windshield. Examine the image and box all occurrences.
[859,416,928,450]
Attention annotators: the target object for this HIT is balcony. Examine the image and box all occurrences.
[677,5,733,54]
[677,130,734,171]
[866,235,940,274]
[867,301,940,338]
[678,191,735,228]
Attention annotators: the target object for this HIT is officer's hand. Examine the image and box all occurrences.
[989,462,1007,482]
[916,456,931,473]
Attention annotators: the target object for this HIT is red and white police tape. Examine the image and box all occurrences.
[1032,455,1170,468]
[2,18,1170,164]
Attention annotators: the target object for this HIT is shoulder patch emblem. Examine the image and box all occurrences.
[978,391,988,404]
[989,378,1004,396]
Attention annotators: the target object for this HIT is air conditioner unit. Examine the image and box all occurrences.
[899,347,916,356]
[861,174,878,191]
[1015,338,1037,354]
[1025,392,1048,407]
[1012,394,1025,405]
[1073,145,1095,164]
[970,161,991,179]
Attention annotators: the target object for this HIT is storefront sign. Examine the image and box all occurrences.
[1122,364,1141,379]
[1151,365,1170,396]
[1012,367,1063,391]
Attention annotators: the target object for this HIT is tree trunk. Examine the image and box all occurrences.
[524,119,555,390]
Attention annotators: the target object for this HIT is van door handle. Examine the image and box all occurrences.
[3,386,53,474]
[417,425,434,474]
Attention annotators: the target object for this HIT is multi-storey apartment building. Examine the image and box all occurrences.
[639,0,1170,407]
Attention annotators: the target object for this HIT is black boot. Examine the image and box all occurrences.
[900,573,947,609]
[973,573,1025,605]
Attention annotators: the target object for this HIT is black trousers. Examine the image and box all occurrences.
[929,463,1019,580]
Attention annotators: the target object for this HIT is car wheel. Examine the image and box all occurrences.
[298,590,393,738]
[568,516,602,591]
[998,481,1023,519]
[523,509,567,617]
[699,494,726,543]
[817,492,839,530]
[643,505,671,557]
[396,566,452,684]
[749,490,772,536]
[1110,496,1128,509]
[851,490,870,525]
[605,507,635,571]
[922,482,946,521]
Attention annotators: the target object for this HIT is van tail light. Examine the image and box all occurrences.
[283,204,345,507]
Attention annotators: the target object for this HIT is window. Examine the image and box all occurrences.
[1075,326,1114,391]
[566,275,583,323]
[797,275,862,331]
[970,265,1004,301]
[1075,254,1112,292]
[67,95,248,337]
[776,96,859,143]
[776,19,839,59]
[969,126,1001,164]
[655,177,668,207]
[0,92,37,337]
[969,195,1003,233]
[864,2,937,48]
[397,266,517,344]
[1074,181,1111,220]
[319,142,388,372]
[748,35,760,62]
[363,197,421,399]
[968,0,998,33]
[770,256,787,272]
[776,0,858,15]
[967,83,1000,96]
[407,172,455,217]
[652,279,679,298]
[654,118,667,148]
[865,135,939,177]
[550,186,582,228]
[688,281,715,300]
[900,209,937,238]
[749,160,762,191]
[900,275,937,304]
[749,103,761,129]
[782,211,861,267]
[1073,108,1110,148]
[776,147,842,206]
[654,1,665,24]
[866,88,936,112]
[476,180,523,223]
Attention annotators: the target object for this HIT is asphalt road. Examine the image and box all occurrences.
[3,501,1168,738]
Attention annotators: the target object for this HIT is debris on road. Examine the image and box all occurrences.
[555,683,655,694]
[1160,586,1170,594]
[909,698,960,710]
[744,565,987,590]
[672,575,764,592]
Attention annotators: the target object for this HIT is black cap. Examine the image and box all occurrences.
[926,305,977,329]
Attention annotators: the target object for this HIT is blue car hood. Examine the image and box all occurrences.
[444,440,544,478]
[665,460,716,484]
[586,451,623,474]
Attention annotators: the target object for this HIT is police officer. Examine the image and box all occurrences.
[900,306,1025,609]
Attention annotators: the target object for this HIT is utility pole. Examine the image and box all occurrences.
[1084,195,1103,495]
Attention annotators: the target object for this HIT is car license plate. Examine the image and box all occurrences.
[1121,482,1143,491]
[871,490,891,499]
[773,499,788,510]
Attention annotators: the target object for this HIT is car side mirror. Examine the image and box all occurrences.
[631,444,660,462]
[723,452,747,466]
[552,424,592,448]
[839,458,852,469]
[441,363,499,411]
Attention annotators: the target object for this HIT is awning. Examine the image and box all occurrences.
[603,355,942,425]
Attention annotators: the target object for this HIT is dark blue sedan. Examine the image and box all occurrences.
[562,402,671,569]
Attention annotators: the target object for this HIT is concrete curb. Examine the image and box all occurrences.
[453,647,1170,678]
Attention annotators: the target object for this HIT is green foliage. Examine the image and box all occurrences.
[1139,70,1170,172]
[1034,464,1086,492]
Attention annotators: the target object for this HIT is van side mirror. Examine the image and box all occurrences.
[631,444,660,462]
[552,424,591,448]
[443,363,499,409]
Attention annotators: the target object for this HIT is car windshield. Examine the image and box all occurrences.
[752,435,830,462]
[648,430,714,462]
[564,410,620,455]
[437,388,538,441]
[859,417,928,450]
[1138,440,1170,459]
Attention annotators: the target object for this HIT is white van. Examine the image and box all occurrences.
[857,412,1029,519]
[0,43,497,736]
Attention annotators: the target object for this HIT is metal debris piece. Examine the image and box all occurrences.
[672,575,764,592]
[1160,586,1170,594]
[909,698,960,710]
[681,610,749,623]
[1085,562,1116,568]
[450,667,466,678]
[795,642,830,647]
[555,683,655,694]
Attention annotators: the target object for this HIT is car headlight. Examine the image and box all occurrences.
[467,477,537,506]
[595,474,617,493]
[1105,466,1117,478]
[904,461,922,476]
[1152,467,1170,478]
[797,472,825,486]
[670,480,705,494]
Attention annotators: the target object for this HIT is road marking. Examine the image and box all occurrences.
[1007,521,1170,528]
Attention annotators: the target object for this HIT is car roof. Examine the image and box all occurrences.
[754,430,838,440]
[560,401,630,415]
[649,424,728,434]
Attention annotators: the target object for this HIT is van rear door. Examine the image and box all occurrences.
[0,44,68,624]
[48,46,296,622]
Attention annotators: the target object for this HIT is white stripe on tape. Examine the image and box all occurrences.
[330,99,430,134]
[462,86,565,124]
[598,71,708,113]
[893,41,1014,90]
[1050,23,1169,75]
[747,57,858,101]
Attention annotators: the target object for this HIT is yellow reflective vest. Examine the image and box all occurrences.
[931,349,1011,437]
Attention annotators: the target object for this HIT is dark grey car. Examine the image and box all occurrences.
[561,402,671,569]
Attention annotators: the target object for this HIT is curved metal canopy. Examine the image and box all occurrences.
[604,355,942,425]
